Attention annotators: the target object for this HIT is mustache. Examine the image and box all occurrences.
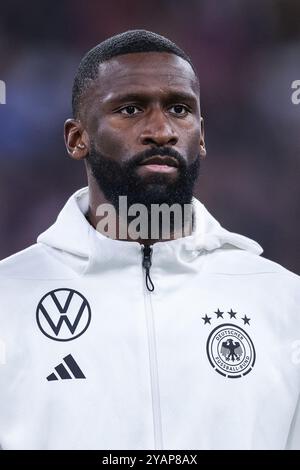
[127,146,186,169]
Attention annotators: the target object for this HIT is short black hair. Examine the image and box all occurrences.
[72,29,198,118]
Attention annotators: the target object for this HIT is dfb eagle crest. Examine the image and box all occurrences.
[221,339,243,362]
[202,309,256,379]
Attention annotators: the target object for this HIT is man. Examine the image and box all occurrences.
[0,29,299,450]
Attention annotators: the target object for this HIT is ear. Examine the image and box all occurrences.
[64,118,90,161]
[199,116,206,159]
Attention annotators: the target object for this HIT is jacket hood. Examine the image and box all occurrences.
[37,187,263,272]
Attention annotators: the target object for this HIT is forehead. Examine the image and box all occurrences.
[92,52,199,100]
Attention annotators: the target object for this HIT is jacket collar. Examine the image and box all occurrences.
[37,187,263,274]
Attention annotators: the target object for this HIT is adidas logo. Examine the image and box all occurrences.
[47,354,86,381]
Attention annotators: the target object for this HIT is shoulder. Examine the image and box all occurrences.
[0,243,76,281]
[206,247,300,282]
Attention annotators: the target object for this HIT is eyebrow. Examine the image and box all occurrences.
[103,90,198,107]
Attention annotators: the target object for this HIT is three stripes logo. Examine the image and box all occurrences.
[36,288,91,341]
[47,354,86,381]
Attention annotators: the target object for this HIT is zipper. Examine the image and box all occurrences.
[141,244,163,450]
[142,245,155,292]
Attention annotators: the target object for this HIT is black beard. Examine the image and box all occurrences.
[86,143,201,235]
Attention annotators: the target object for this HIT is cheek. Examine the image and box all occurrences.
[184,128,201,158]
[92,121,129,161]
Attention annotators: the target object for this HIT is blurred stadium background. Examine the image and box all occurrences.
[0,0,300,273]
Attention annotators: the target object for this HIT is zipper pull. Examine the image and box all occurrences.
[142,245,155,292]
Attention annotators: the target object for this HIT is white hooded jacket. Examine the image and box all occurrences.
[0,186,300,450]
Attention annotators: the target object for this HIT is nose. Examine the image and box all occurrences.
[139,108,178,146]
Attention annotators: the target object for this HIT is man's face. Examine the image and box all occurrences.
[80,52,205,210]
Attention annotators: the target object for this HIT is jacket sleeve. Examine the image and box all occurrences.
[286,392,300,449]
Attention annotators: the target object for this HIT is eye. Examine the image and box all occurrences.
[169,104,190,115]
[118,105,142,116]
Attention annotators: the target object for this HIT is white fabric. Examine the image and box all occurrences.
[0,187,299,449]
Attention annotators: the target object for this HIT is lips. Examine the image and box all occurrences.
[139,156,179,168]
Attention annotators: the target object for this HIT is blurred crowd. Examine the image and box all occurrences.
[0,0,299,273]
